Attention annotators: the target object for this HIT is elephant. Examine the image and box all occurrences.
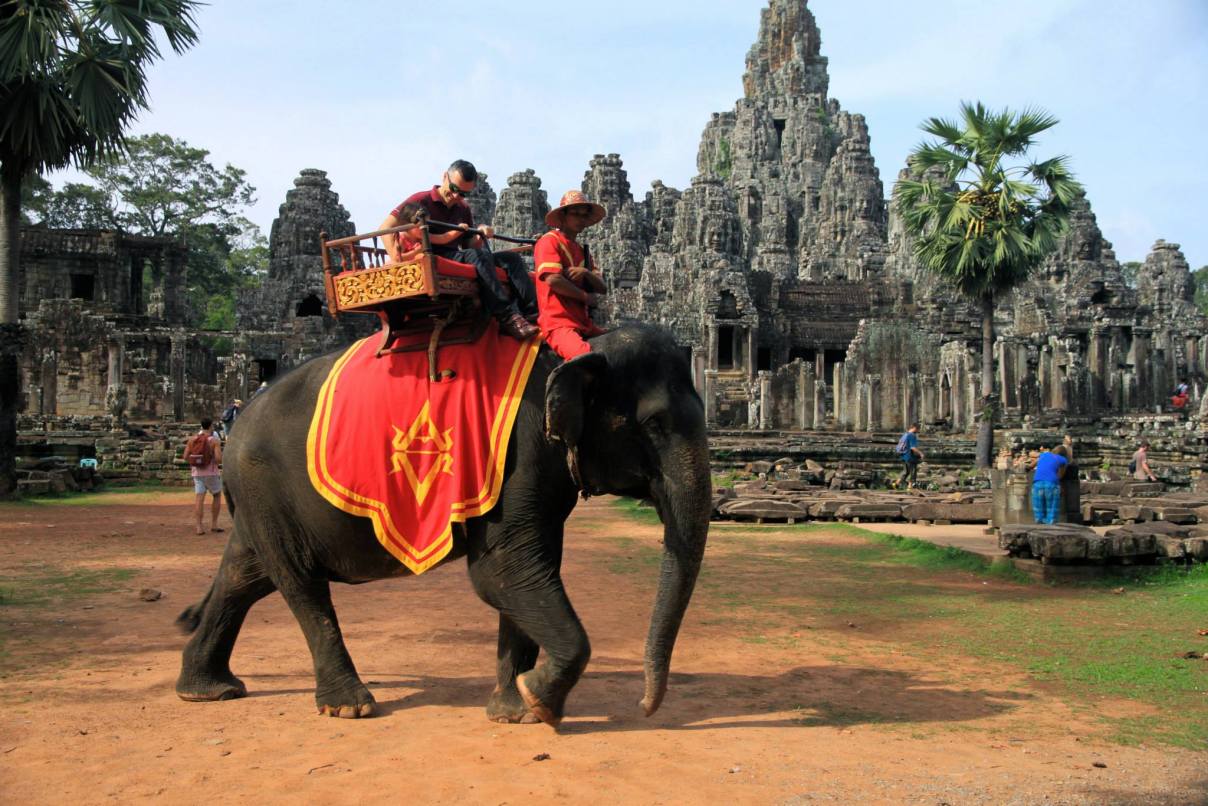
[175,324,711,726]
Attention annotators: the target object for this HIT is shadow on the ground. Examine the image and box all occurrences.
[234,664,1029,730]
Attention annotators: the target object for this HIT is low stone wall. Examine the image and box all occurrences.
[17,414,201,487]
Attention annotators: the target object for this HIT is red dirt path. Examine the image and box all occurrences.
[0,492,1204,804]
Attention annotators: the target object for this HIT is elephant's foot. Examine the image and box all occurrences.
[516,671,566,728]
[486,685,541,724]
[176,671,247,702]
[316,681,376,719]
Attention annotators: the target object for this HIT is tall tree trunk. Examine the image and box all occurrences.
[976,292,995,469]
[0,167,22,496]
[0,166,20,324]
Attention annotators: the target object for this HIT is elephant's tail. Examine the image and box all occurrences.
[175,585,213,634]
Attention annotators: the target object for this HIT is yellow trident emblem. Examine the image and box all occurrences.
[390,401,455,505]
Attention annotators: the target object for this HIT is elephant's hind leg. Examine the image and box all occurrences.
[486,614,541,724]
[276,579,375,718]
[177,533,275,702]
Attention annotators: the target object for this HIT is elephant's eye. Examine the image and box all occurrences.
[641,411,672,437]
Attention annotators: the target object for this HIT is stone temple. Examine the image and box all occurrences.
[11,0,1207,485]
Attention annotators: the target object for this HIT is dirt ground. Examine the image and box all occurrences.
[1,491,1205,805]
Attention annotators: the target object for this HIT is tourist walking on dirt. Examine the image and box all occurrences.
[183,417,224,535]
[533,190,608,360]
[892,423,923,489]
[1030,444,1069,524]
[1131,441,1157,482]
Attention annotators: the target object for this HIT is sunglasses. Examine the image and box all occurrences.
[446,181,472,197]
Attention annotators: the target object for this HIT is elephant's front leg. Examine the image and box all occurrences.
[277,579,376,718]
[486,614,541,723]
[469,551,590,728]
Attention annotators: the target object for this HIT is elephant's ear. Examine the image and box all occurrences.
[544,351,608,447]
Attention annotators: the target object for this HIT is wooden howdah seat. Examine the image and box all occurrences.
[321,216,526,380]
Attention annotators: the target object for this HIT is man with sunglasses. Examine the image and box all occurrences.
[379,159,538,340]
[533,190,608,360]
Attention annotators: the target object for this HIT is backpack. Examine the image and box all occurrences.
[1127,458,1137,475]
[894,434,910,456]
[221,405,236,424]
[183,433,215,467]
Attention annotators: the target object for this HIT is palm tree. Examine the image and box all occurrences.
[0,0,200,321]
[0,0,199,493]
[893,101,1082,468]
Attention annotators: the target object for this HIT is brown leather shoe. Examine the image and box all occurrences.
[499,313,538,340]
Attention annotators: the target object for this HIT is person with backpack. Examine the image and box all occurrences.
[1131,441,1156,482]
[184,417,224,535]
[891,423,924,490]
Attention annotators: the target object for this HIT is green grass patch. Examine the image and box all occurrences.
[0,484,184,507]
[611,510,1208,748]
[0,565,139,608]
[610,496,663,526]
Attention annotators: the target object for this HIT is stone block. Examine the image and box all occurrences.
[772,480,813,492]
[1103,533,1157,558]
[1155,507,1197,525]
[1123,482,1165,498]
[808,499,861,518]
[834,503,902,522]
[17,479,51,495]
[1106,521,1193,539]
[1185,538,1208,562]
[1155,536,1187,559]
[1028,531,1088,561]
[998,525,1032,555]
[718,498,807,522]
[902,502,991,523]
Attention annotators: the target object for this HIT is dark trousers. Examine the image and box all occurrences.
[442,247,536,320]
[897,456,920,486]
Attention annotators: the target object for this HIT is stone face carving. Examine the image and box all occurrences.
[491,169,549,247]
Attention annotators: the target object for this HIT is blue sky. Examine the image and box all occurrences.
[63,0,1208,269]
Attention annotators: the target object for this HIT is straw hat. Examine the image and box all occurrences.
[545,190,606,229]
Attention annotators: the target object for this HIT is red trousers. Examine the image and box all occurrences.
[544,326,603,360]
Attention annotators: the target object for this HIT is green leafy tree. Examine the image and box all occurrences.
[1194,265,1208,317]
[80,133,261,325]
[84,133,255,237]
[24,180,116,228]
[0,0,200,496]
[893,102,1083,467]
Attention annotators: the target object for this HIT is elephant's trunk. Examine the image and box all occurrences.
[640,427,711,717]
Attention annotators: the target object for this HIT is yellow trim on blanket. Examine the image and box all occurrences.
[306,336,540,574]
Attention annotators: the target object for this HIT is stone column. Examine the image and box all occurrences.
[706,324,719,372]
[746,327,756,380]
[866,374,879,430]
[799,362,815,429]
[692,348,706,395]
[832,361,845,428]
[1129,328,1151,408]
[758,370,772,430]
[104,338,126,426]
[170,334,186,421]
[703,369,717,427]
[1087,326,1108,410]
[919,372,935,425]
[39,351,58,416]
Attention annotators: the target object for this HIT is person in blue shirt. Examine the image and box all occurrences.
[1031,444,1070,524]
[892,423,923,489]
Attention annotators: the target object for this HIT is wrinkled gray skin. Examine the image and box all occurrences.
[175,324,711,726]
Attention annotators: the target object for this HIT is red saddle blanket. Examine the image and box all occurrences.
[307,327,541,573]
